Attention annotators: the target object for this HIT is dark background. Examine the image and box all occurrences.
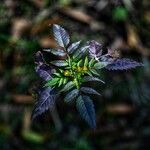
[0,0,150,149]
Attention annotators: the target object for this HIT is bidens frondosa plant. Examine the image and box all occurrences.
[32,24,143,128]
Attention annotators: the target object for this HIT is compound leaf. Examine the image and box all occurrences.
[32,87,58,120]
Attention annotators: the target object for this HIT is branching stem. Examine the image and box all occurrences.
[64,48,80,89]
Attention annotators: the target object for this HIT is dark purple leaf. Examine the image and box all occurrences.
[43,48,66,57]
[106,58,144,70]
[88,40,102,60]
[83,76,105,84]
[76,95,96,128]
[32,87,58,120]
[68,41,81,54]
[35,51,55,81]
[64,89,79,103]
[81,87,101,95]
[53,24,70,47]
[99,49,120,63]
[73,45,89,60]
[35,51,45,65]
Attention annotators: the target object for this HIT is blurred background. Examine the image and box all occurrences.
[0,0,150,149]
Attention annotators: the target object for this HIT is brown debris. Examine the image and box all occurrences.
[106,103,134,114]
[58,7,93,24]
[31,17,61,35]
[39,36,57,48]
[12,94,33,104]
[11,18,32,39]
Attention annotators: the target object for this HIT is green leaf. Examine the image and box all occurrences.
[61,81,75,92]
[82,76,105,84]
[51,60,68,67]
[89,58,95,67]
[59,69,64,73]
[84,57,88,67]
[81,87,101,95]
[58,78,63,87]
[63,78,68,84]
[94,62,108,69]
[53,72,61,77]
[43,49,66,57]
[90,69,100,76]
[77,59,83,67]
[44,78,59,87]
[76,95,96,128]
[64,89,79,103]
[87,71,93,76]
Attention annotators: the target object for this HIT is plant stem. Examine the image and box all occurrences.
[65,49,80,89]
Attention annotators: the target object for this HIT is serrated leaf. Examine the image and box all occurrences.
[94,61,109,69]
[73,46,89,60]
[84,57,88,67]
[32,87,58,120]
[35,51,45,64]
[64,89,79,103]
[81,87,101,95]
[68,41,81,54]
[35,51,55,81]
[106,58,144,70]
[88,40,102,60]
[44,78,59,87]
[35,64,55,81]
[51,60,68,67]
[83,76,105,84]
[43,48,66,57]
[61,81,75,92]
[76,95,96,128]
[53,24,70,47]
